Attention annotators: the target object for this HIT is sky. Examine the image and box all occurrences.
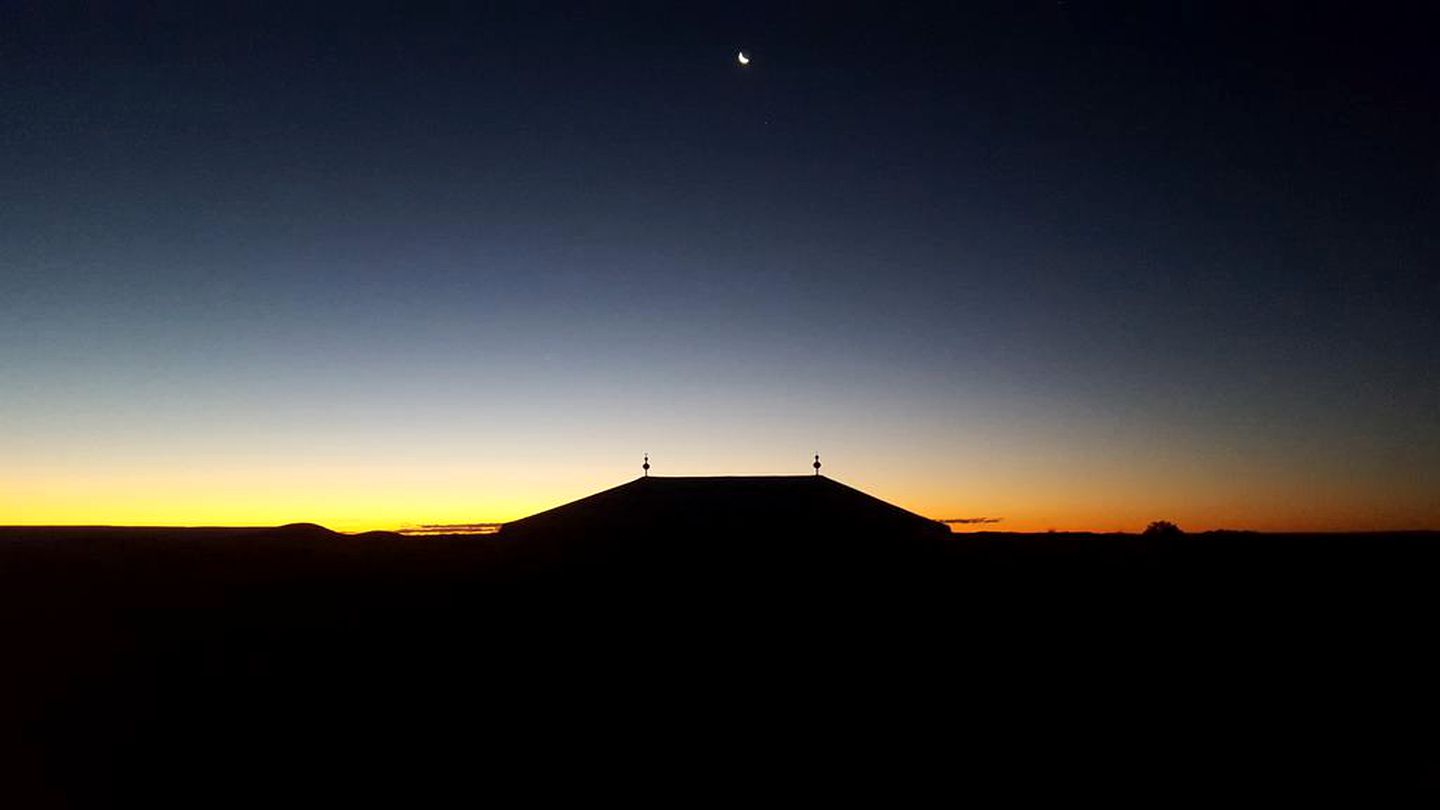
[3,2,1436,532]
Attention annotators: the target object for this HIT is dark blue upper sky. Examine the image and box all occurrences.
[3,2,1436,529]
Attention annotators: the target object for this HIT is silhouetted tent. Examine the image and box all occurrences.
[499,475,950,543]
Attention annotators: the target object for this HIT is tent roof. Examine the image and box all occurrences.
[500,475,948,539]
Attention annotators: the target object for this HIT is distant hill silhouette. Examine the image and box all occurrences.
[4,520,1437,805]
[350,529,407,540]
[499,474,950,542]
[267,522,340,538]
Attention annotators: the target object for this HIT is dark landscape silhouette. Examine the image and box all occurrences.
[4,475,1437,804]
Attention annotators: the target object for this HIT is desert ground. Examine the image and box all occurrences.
[4,524,1434,804]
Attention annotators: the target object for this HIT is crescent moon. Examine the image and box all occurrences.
[737,51,750,65]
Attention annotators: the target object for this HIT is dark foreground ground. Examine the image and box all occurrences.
[4,525,1437,805]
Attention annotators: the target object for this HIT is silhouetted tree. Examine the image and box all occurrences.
[1143,520,1184,536]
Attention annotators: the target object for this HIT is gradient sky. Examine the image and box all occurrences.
[3,2,1437,532]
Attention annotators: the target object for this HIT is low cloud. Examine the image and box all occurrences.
[398,523,505,535]
[940,517,1004,525]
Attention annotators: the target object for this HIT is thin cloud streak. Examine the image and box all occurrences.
[398,523,505,535]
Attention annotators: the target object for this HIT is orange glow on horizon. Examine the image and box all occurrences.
[4,465,1435,534]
